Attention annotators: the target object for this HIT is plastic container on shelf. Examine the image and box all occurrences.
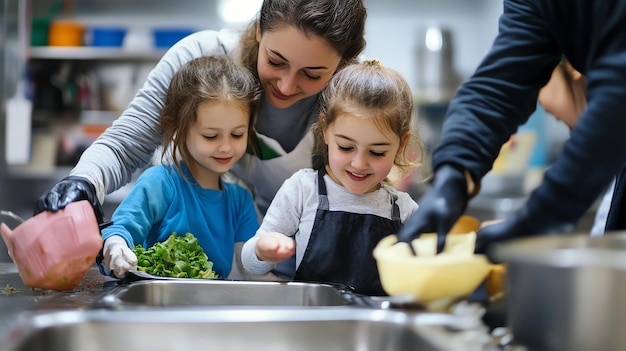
[123,27,153,52]
[31,17,50,46]
[48,20,85,46]
[30,2,62,46]
[152,27,196,49]
[87,26,127,47]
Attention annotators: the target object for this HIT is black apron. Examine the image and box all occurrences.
[293,169,402,296]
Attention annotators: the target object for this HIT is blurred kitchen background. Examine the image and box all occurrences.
[0,0,584,244]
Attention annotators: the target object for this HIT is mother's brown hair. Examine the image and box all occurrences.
[239,0,367,75]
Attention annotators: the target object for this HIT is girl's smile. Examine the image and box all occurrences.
[213,157,234,164]
[346,171,372,182]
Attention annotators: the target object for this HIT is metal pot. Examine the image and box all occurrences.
[492,232,626,351]
[415,23,459,103]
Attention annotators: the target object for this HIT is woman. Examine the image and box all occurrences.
[34,0,367,221]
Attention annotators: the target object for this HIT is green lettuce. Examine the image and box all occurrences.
[133,232,218,279]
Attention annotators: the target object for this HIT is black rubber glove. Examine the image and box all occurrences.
[34,175,104,224]
[475,205,575,263]
[396,164,470,253]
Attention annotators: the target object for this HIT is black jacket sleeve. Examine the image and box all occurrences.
[433,0,626,227]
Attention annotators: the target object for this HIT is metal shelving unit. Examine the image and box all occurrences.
[29,46,166,61]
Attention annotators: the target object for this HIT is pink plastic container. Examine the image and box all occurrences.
[0,201,103,291]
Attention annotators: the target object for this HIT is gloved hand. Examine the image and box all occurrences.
[34,176,104,224]
[396,164,470,253]
[475,206,576,262]
[102,235,137,279]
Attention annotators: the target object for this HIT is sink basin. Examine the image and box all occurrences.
[103,280,356,307]
[3,308,478,351]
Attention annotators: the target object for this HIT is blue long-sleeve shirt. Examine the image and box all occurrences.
[101,164,259,278]
[434,0,626,227]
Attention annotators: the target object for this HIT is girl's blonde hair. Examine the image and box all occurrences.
[160,56,261,177]
[312,60,424,183]
[239,0,367,75]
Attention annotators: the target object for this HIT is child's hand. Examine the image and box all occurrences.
[103,235,138,278]
[255,232,295,264]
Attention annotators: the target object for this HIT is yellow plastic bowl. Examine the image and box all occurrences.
[373,234,493,304]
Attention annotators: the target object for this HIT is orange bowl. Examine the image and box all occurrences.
[48,20,85,46]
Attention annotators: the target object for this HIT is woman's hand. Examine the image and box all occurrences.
[255,232,295,264]
[34,176,104,223]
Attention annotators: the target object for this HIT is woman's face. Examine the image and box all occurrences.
[324,112,402,195]
[257,25,342,109]
[538,61,586,129]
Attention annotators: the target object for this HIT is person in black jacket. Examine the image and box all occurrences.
[396,0,626,257]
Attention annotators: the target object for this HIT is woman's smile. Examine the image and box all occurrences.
[270,85,297,100]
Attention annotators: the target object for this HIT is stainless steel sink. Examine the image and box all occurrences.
[102,280,356,307]
[3,308,480,351]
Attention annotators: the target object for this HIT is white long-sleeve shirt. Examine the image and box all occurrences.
[241,168,419,276]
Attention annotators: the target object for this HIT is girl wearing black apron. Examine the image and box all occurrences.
[240,60,423,296]
[292,168,401,296]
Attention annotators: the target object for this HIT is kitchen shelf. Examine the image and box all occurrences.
[6,165,72,181]
[29,47,166,61]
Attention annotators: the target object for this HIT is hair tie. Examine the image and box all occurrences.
[363,59,382,67]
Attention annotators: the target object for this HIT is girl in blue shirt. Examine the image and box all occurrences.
[99,55,261,279]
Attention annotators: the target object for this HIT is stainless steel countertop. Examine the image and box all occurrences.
[0,263,118,342]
